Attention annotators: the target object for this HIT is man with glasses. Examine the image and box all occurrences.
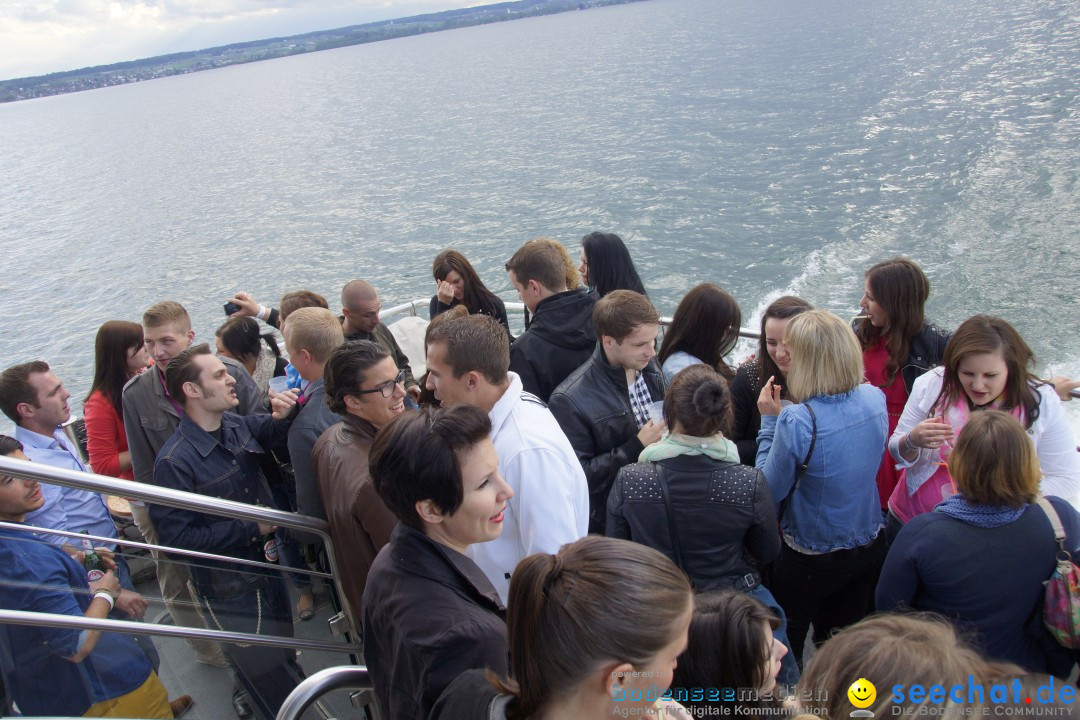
[311,341,402,625]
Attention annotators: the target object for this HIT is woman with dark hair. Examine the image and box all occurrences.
[363,404,514,720]
[607,364,796,685]
[878,410,1080,675]
[430,536,694,720]
[214,315,286,398]
[579,232,647,298]
[855,257,951,507]
[671,591,789,715]
[730,296,812,465]
[430,249,510,334]
[887,315,1080,534]
[84,320,149,480]
[657,283,742,384]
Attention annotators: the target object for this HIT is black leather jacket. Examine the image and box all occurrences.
[548,344,665,533]
[901,323,952,393]
[509,289,596,402]
[606,455,779,590]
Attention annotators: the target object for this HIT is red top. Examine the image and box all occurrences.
[84,389,134,481]
[863,337,909,508]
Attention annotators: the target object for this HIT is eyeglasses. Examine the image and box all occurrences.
[355,369,407,398]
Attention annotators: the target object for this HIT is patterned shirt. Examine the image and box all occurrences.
[628,370,654,429]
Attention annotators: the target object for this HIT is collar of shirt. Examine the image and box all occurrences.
[15,426,87,473]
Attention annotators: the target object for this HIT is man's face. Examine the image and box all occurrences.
[0,450,44,522]
[508,271,538,314]
[348,294,382,334]
[145,321,195,370]
[425,341,471,406]
[188,354,238,413]
[23,371,71,430]
[603,323,659,372]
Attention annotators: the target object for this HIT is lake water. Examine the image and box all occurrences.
[1,0,1078,427]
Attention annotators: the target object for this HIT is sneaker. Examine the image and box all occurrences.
[169,694,194,718]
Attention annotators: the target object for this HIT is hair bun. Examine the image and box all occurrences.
[692,380,728,417]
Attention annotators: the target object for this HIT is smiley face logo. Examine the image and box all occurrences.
[848,678,876,709]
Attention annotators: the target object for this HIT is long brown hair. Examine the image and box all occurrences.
[931,314,1041,428]
[491,536,692,719]
[86,320,145,416]
[756,296,812,390]
[432,249,503,318]
[855,258,930,387]
[658,283,741,379]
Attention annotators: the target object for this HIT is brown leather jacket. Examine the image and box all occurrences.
[312,413,397,625]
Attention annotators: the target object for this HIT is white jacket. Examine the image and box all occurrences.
[467,373,589,603]
[889,366,1080,509]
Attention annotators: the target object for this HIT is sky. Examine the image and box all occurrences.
[0,0,504,80]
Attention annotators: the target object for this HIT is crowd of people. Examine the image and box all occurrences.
[1,231,1079,720]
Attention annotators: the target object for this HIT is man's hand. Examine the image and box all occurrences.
[114,589,149,620]
[407,385,421,402]
[269,387,300,419]
[93,547,118,571]
[636,419,665,447]
[226,292,261,318]
[257,523,277,536]
[89,570,121,597]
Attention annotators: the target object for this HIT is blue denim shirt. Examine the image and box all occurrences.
[149,411,291,599]
[756,384,887,553]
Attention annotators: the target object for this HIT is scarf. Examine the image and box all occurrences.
[934,494,1027,528]
[252,345,278,396]
[638,432,740,463]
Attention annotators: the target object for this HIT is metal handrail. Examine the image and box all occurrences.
[0,455,359,637]
[276,666,379,720]
[0,608,361,655]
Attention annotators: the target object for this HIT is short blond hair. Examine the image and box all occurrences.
[143,301,190,332]
[284,307,344,364]
[785,310,864,401]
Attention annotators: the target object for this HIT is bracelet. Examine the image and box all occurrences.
[93,590,116,610]
[903,433,918,454]
[257,305,269,321]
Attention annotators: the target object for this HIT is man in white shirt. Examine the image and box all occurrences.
[424,314,588,602]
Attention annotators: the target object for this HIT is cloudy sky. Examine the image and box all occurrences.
[1,0,503,80]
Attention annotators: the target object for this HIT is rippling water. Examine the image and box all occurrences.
[0,0,1078,426]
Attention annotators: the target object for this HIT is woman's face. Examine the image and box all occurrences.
[763,317,793,376]
[433,438,513,552]
[859,279,889,329]
[126,343,150,376]
[957,349,1008,407]
[579,248,590,287]
[758,620,787,694]
[444,270,465,301]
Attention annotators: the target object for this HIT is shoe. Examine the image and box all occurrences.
[232,691,254,720]
[296,590,315,621]
[195,648,230,668]
[169,694,194,718]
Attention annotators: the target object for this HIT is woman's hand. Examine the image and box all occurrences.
[757,376,784,416]
[436,280,456,305]
[907,416,954,450]
[1050,376,1080,402]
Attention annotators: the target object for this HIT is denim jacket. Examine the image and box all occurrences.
[150,412,291,599]
[756,384,887,553]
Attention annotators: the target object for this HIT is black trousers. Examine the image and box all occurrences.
[769,533,888,666]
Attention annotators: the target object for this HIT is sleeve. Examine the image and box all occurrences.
[744,469,780,566]
[888,370,939,468]
[267,307,281,330]
[228,362,266,416]
[355,482,397,550]
[730,368,759,465]
[509,340,543,399]
[122,382,155,487]
[424,622,508,714]
[875,522,923,610]
[548,392,643,502]
[756,411,803,513]
[11,556,90,658]
[83,392,123,479]
[429,295,451,320]
[288,420,326,522]
[149,456,260,553]
[492,298,511,337]
[605,470,631,539]
[1034,386,1080,509]
[507,448,586,556]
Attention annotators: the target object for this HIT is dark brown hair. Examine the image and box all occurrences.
[505,241,567,291]
[491,536,692,719]
[663,364,732,437]
[593,290,660,342]
[0,361,50,423]
[949,410,1040,508]
[86,321,145,416]
[215,316,280,367]
[433,249,503,319]
[164,344,212,408]
[932,314,1041,428]
[323,340,390,415]
[658,284,741,379]
[369,405,492,530]
[279,289,329,324]
[581,232,646,297]
[756,296,812,390]
[426,314,510,386]
[855,258,930,387]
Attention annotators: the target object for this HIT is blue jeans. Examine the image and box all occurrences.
[747,583,800,688]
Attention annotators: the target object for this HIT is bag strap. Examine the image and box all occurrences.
[794,403,818,485]
[1036,497,1068,552]
[654,464,685,571]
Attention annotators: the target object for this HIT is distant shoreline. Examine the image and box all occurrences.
[0,0,649,104]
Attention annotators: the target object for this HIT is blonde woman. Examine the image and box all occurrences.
[755,310,888,665]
